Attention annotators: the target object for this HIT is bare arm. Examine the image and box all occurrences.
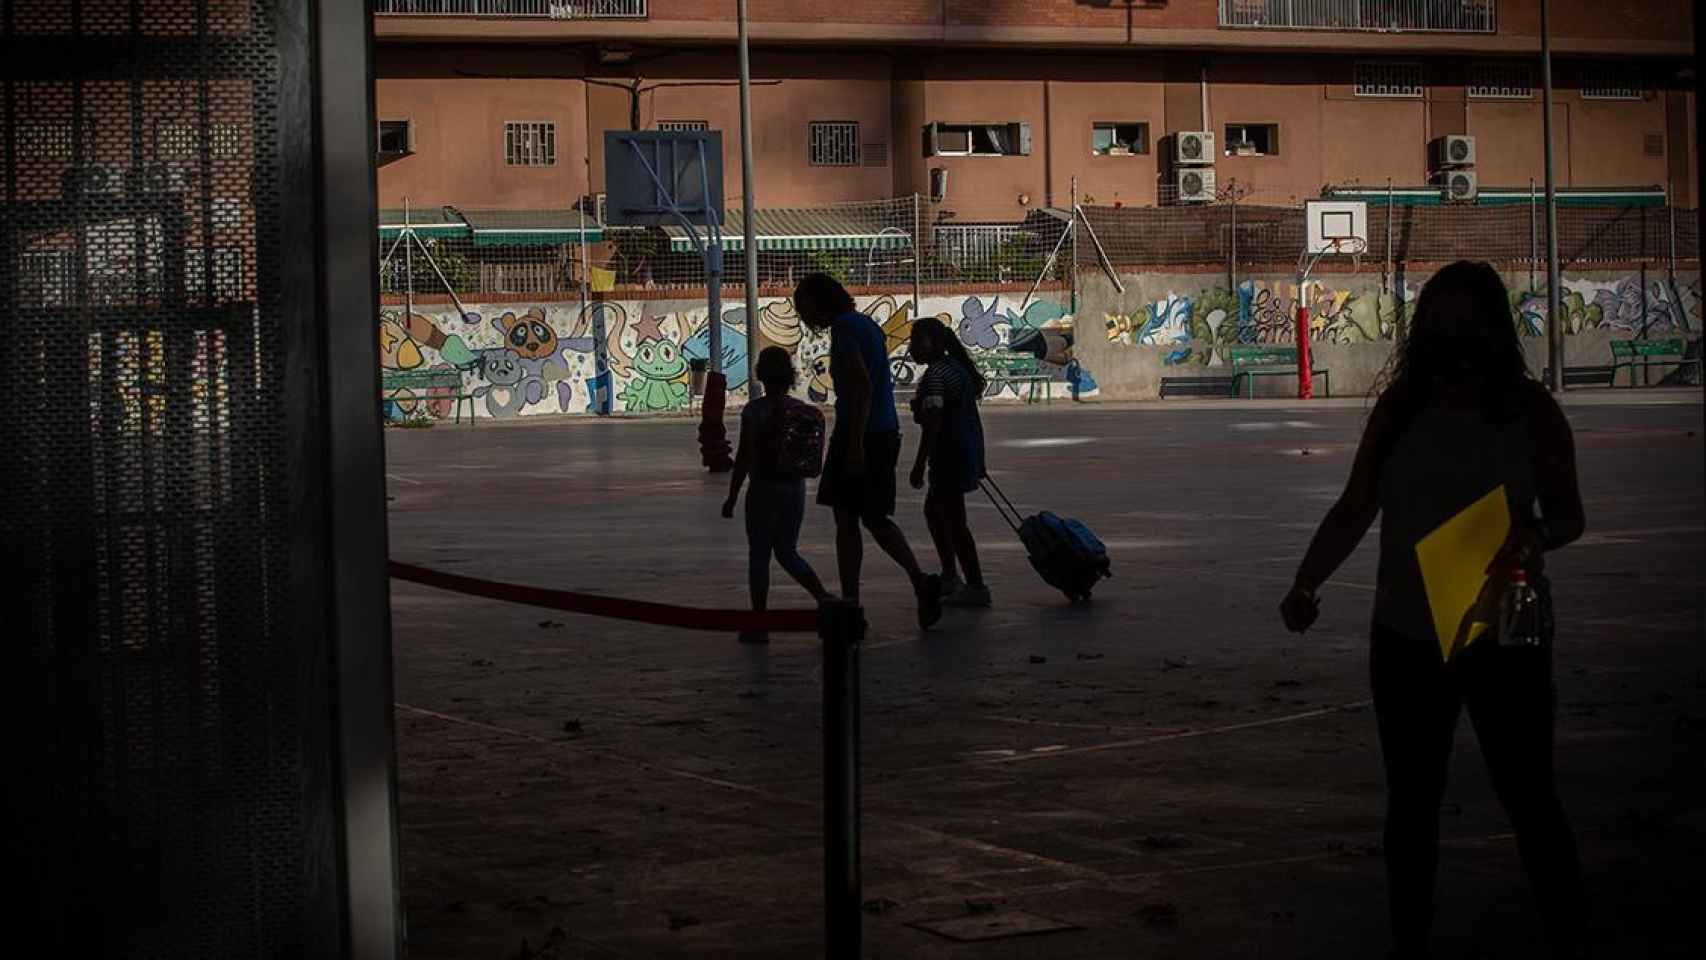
[911,405,942,487]
[832,349,873,460]
[723,417,753,515]
[1292,392,1394,593]
[1529,387,1585,549]
[1487,385,1584,570]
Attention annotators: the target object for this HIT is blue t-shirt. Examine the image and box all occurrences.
[829,310,898,434]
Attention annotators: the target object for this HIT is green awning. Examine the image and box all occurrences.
[378,206,469,241]
[664,207,912,253]
[1325,186,1668,208]
[458,209,604,247]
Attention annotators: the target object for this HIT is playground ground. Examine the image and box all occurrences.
[384,393,1705,959]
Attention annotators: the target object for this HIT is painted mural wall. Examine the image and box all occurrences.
[378,292,1087,421]
[1100,272,1702,369]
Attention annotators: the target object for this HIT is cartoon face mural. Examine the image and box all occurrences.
[495,308,559,360]
[618,338,690,413]
[472,350,530,418]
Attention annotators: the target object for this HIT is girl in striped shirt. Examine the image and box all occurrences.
[907,316,991,608]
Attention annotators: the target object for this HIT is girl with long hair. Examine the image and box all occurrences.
[907,316,991,607]
[1280,260,1589,958]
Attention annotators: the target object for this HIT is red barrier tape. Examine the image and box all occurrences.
[388,560,821,634]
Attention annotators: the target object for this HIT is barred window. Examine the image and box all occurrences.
[1354,62,1424,98]
[1581,64,1644,100]
[17,122,77,160]
[809,121,859,167]
[155,121,245,160]
[504,121,556,166]
[658,120,709,132]
[1468,63,1533,100]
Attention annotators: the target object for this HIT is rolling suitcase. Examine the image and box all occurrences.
[981,477,1112,602]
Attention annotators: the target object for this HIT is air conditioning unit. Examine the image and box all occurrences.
[1175,167,1216,204]
[1174,131,1215,166]
[128,161,188,195]
[61,164,122,198]
[929,167,948,203]
[1438,169,1479,203]
[1428,134,1476,170]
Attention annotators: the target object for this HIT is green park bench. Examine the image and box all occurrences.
[977,351,1053,404]
[1610,337,1700,387]
[1228,346,1331,399]
[381,367,476,424]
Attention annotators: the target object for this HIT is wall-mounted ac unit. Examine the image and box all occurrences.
[1175,167,1216,203]
[1428,134,1476,169]
[1437,169,1478,202]
[929,167,948,202]
[62,164,122,197]
[128,161,188,195]
[1174,131,1215,166]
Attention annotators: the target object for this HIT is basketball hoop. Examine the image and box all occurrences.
[1293,201,1370,401]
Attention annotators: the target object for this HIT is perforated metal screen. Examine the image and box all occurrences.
[4,1,342,955]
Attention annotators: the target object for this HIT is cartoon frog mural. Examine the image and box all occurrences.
[618,338,690,413]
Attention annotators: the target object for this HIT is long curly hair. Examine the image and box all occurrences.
[912,315,987,395]
[1376,260,1531,449]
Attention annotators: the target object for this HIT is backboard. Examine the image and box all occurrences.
[1304,199,1368,255]
[604,130,724,227]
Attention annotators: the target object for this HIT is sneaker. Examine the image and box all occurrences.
[945,583,992,608]
[938,575,962,599]
[737,630,769,644]
[914,573,944,629]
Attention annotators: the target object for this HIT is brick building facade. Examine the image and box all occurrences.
[374,2,1696,219]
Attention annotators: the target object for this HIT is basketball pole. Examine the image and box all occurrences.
[737,0,760,398]
[1541,0,1564,392]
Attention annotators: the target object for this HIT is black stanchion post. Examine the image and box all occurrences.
[820,600,865,960]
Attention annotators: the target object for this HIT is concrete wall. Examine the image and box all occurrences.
[1077,266,1703,402]
[379,289,1077,421]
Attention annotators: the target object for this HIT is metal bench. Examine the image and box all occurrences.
[1227,346,1331,399]
[1610,337,1701,387]
[977,351,1053,404]
[1159,375,1236,398]
[381,367,476,424]
[1545,365,1617,388]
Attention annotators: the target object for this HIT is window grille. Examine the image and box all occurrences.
[809,121,860,167]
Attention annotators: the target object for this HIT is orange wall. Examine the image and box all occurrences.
[377,78,587,209]
[1047,76,1168,208]
[1206,62,1325,203]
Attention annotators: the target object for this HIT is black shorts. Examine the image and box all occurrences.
[817,429,900,521]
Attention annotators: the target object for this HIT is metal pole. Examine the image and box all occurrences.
[1667,177,1678,286]
[911,192,923,321]
[737,0,760,397]
[579,196,591,330]
[1228,179,1237,296]
[820,600,864,960]
[1541,0,1564,392]
[402,197,413,327]
[1069,176,1079,315]
[1385,178,1394,297]
[1529,178,1538,292]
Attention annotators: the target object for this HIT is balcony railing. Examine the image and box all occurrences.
[374,0,648,18]
[1219,0,1495,33]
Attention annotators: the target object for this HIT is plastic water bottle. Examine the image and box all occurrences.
[1498,569,1542,648]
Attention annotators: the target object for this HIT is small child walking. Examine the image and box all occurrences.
[907,316,991,607]
[722,347,832,642]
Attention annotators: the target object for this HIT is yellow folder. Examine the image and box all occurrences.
[1415,484,1511,661]
[589,265,616,293]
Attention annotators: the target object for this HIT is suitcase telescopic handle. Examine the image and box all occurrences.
[978,477,1025,536]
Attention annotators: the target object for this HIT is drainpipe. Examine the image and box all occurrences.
[1199,62,1209,130]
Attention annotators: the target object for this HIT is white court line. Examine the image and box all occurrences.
[999,437,1096,448]
[385,473,423,486]
[896,699,1375,774]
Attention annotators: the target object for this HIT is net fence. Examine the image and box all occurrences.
[378,188,1698,305]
